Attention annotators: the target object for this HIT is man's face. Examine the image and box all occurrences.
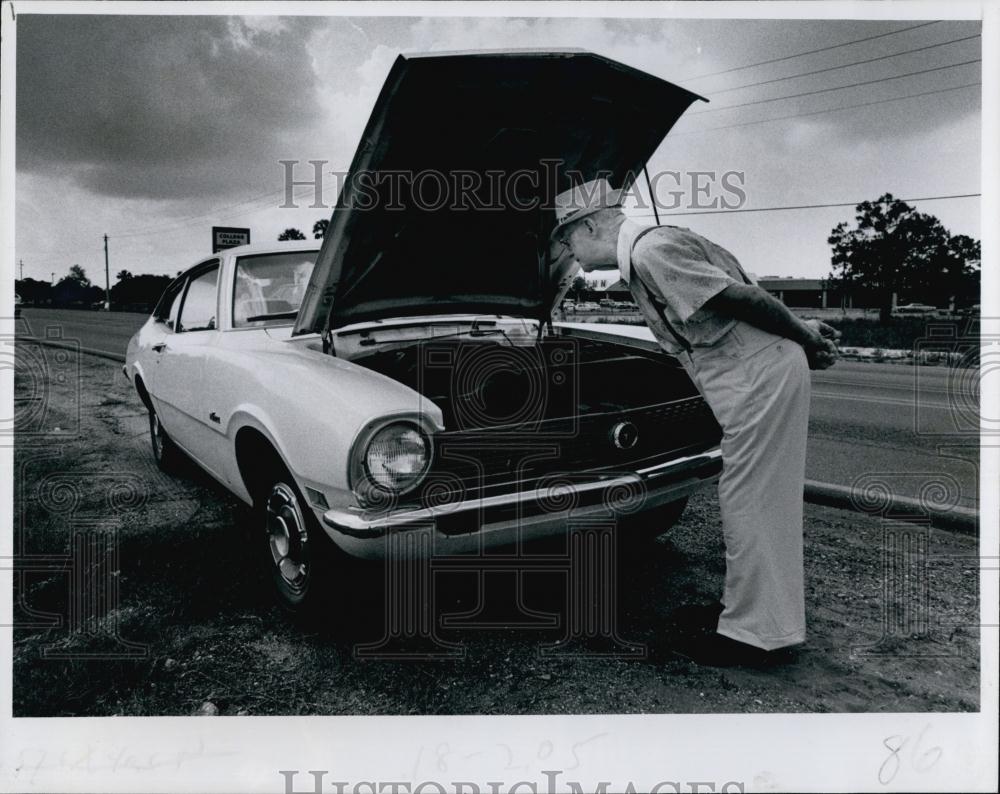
[561,218,613,271]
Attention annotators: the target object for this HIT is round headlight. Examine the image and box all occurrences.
[363,423,430,493]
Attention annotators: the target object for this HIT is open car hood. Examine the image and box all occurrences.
[294,50,705,336]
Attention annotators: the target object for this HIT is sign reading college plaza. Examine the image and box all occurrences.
[212,226,251,253]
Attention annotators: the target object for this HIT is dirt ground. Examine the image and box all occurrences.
[11,343,981,716]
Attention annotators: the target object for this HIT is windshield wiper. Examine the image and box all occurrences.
[358,327,516,347]
[245,311,298,323]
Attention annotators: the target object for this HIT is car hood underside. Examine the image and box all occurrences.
[293,50,704,336]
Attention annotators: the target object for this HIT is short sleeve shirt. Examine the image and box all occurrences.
[617,220,753,353]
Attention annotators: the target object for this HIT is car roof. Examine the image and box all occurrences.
[219,240,322,258]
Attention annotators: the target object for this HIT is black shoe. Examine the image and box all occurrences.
[673,631,796,668]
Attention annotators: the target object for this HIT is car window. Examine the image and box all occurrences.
[153,279,185,331]
[177,265,219,332]
[232,251,318,328]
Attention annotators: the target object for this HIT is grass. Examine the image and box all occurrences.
[818,316,972,350]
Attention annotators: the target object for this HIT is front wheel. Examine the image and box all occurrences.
[259,471,340,616]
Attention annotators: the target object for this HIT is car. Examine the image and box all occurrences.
[891,303,937,317]
[125,51,723,614]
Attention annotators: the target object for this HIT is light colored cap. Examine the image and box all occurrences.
[552,177,624,236]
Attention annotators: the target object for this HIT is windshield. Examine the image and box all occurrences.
[232,251,318,328]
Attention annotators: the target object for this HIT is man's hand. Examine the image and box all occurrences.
[803,319,840,369]
[803,332,839,370]
[805,318,842,342]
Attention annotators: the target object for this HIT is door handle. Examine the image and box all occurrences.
[152,342,167,353]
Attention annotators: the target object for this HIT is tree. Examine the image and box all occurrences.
[568,275,588,300]
[278,228,306,241]
[53,275,102,307]
[110,273,173,312]
[116,269,134,283]
[827,193,981,324]
[14,277,53,305]
[939,234,981,309]
[67,264,90,287]
[312,219,329,239]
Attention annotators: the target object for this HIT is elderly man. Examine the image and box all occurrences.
[552,178,839,666]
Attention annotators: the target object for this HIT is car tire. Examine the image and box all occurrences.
[148,407,184,473]
[618,497,689,545]
[257,464,342,617]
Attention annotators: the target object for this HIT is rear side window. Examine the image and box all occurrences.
[177,265,219,332]
[232,251,317,328]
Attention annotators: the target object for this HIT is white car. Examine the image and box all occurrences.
[125,51,722,614]
[891,303,938,316]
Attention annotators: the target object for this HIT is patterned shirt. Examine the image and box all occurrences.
[617,220,753,355]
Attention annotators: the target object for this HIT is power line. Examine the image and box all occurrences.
[711,33,980,94]
[112,185,287,237]
[670,81,980,136]
[110,182,336,240]
[631,193,980,219]
[687,58,982,115]
[680,21,940,82]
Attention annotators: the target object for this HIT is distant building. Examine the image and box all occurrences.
[756,276,875,309]
[579,274,874,310]
[578,277,634,303]
[603,278,631,298]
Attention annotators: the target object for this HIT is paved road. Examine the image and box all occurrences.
[16,308,980,508]
[16,307,146,358]
[808,362,979,509]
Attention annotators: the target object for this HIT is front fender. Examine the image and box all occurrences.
[217,338,444,509]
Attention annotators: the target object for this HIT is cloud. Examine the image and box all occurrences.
[17,15,322,199]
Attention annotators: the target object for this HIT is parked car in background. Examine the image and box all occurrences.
[891,303,938,317]
[125,51,722,615]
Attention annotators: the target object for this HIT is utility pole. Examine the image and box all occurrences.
[51,272,55,285]
[103,233,110,310]
[18,259,23,280]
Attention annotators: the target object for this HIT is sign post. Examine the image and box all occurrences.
[212,227,251,253]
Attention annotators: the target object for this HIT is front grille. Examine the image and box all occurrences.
[418,396,721,503]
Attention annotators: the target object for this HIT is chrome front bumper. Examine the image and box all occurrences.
[321,448,722,559]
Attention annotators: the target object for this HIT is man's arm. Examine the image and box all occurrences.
[705,283,839,368]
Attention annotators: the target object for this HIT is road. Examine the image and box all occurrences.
[15,307,981,508]
[16,307,145,357]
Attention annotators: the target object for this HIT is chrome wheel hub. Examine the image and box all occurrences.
[266,483,309,590]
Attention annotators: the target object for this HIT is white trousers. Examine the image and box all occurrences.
[683,322,811,650]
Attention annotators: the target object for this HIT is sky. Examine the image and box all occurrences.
[13,13,982,286]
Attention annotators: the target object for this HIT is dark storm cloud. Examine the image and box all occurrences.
[17,15,320,199]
